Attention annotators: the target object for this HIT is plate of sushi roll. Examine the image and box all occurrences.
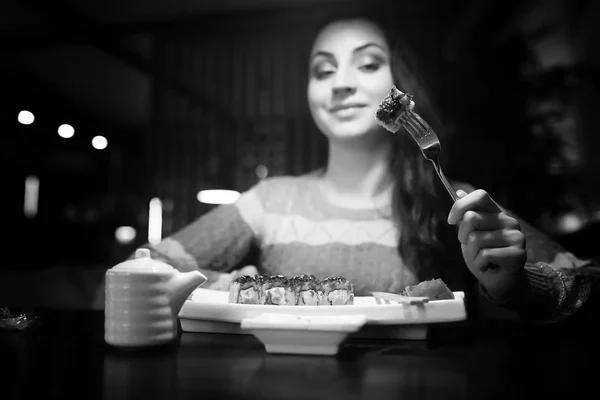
[179,274,467,345]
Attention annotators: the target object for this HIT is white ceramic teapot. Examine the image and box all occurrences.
[105,248,207,348]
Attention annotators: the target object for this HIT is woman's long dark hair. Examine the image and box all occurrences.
[381,20,473,291]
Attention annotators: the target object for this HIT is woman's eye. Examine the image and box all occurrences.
[313,68,335,79]
[357,54,386,72]
[315,69,335,79]
[359,63,381,72]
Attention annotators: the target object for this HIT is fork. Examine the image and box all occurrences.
[397,110,459,202]
[399,109,504,270]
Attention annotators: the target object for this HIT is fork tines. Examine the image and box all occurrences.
[397,111,432,140]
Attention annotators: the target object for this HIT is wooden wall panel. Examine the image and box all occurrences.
[145,23,327,232]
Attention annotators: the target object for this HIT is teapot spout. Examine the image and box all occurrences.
[170,270,207,314]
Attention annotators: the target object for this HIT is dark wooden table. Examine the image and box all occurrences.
[1,303,599,400]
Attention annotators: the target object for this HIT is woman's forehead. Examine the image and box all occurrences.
[311,19,389,54]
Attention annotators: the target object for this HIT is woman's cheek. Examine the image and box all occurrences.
[361,70,393,99]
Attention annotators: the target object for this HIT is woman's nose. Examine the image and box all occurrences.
[332,67,356,96]
[332,86,356,96]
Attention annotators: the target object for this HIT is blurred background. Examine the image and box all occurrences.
[0,0,598,308]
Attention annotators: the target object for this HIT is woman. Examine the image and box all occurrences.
[137,17,594,323]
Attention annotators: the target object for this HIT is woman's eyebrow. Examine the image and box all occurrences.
[310,42,386,61]
[310,50,334,61]
[353,42,386,53]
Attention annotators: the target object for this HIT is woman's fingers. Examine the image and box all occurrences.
[238,265,259,276]
[471,246,527,273]
[461,229,525,267]
[466,229,526,248]
[457,212,521,245]
[448,189,502,225]
[207,272,237,291]
[208,266,259,291]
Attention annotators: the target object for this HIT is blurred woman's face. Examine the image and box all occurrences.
[308,19,393,142]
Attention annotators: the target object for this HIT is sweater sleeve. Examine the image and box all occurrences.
[135,182,266,286]
[479,216,597,324]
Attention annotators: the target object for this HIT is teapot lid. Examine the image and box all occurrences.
[111,248,174,273]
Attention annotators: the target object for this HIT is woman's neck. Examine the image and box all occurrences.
[320,136,394,208]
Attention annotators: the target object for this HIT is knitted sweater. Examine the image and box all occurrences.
[143,174,594,323]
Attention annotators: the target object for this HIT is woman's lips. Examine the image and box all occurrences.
[329,103,367,113]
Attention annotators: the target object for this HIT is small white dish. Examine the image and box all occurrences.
[240,313,368,355]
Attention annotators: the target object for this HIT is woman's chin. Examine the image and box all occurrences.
[331,135,371,145]
[324,127,387,145]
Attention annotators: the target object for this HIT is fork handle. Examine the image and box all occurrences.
[430,159,459,202]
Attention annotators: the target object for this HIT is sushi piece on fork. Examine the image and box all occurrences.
[375,85,459,202]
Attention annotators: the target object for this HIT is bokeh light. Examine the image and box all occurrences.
[58,124,75,138]
[24,175,39,218]
[18,110,35,125]
[197,190,241,205]
[255,164,269,179]
[148,197,162,245]
[92,135,108,150]
[115,226,137,245]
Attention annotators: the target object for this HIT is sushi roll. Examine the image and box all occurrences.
[320,276,354,305]
[261,275,294,306]
[228,275,263,304]
[291,274,321,306]
[403,278,455,300]
[375,85,414,133]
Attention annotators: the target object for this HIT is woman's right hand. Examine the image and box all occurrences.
[447,189,527,303]
[205,265,259,291]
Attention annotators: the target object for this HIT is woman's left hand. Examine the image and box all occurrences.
[447,189,527,302]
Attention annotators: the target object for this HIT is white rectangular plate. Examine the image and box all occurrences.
[178,288,467,340]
